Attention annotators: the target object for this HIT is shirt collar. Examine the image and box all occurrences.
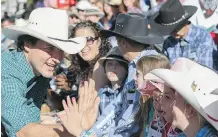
[101,85,122,94]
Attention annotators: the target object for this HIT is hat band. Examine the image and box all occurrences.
[48,37,79,44]
[106,55,128,63]
[161,13,188,26]
[207,114,218,122]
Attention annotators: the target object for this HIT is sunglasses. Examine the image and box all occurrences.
[86,36,99,45]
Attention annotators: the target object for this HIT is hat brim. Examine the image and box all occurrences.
[100,29,164,45]
[84,12,105,19]
[149,6,197,36]
[3,26,86,54]
[99,57,128,67]
[150,69,218,130]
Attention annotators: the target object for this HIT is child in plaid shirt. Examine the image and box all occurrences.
[98,47,128,114]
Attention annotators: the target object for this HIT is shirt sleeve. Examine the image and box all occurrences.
[88,94,140,137]
[1,75,40,137]
[197,33,218,70]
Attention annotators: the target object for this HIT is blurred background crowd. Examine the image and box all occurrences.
[1,0,218,52]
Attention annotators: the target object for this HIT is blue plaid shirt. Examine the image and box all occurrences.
[98,86,123,115]
[177,125,218,137]
[89,50,159,137]
[163,24,218,71]
[1,50,49,137]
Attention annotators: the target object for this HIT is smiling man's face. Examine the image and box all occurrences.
[25,40,64,78]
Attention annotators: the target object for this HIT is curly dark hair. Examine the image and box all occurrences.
[67,21,112,87]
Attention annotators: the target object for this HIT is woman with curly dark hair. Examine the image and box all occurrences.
[55,21,112,93]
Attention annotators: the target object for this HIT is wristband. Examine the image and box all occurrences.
[84,131,92,137]
[79,130,92,137]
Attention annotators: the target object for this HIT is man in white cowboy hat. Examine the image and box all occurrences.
[75,13,164,136]
[147,57,218,136]
[150,0,218,71]
[1,8,86,137]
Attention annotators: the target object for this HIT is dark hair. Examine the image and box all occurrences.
[16,35,39,52]
[67,21,112,86]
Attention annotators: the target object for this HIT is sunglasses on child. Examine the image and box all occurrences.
[86,36,99,45]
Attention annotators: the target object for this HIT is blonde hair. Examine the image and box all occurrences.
[135,54,170,136]
[197,113,207,127]
[185,102,208,128]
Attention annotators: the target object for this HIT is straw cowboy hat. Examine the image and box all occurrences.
[148,57,218,130]
[106,0,122,6]
[150,0,197,36]
[99,46,128,66]
[84,5,105,19]
[2,8,86,54]
[101,13,164,45]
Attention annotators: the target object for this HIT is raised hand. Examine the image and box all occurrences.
[57,96,83,136]
[78,79,100,130]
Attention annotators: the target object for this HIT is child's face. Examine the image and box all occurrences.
[172,92,189,130]
[153,90,164,117]
[105,60,127,82]
[160,86,175,123]
[135,68,144,88]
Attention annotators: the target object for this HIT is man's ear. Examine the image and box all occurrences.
[123,39,129,49]
[23,41,31,53]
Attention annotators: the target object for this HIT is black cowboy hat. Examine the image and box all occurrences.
[100,13,164,45]
[149,0,197,36]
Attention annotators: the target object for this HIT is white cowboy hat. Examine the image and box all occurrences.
[149,57,218,130]
[76,0,92,11]
[2,8,86,54]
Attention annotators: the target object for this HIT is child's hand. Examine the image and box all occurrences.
[58,96,83,136]
[78,79,100,130]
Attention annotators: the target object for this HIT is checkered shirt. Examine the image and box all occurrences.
[163,24,218,71]
[1,50,49,137]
